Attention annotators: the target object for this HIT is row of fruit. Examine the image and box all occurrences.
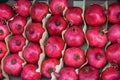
[0,0,120,80]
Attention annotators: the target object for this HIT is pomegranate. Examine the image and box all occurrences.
[30,2,49,22]
[9,15,27,35]
[0,41,7,60]
[41,58,60,78]
[85,4,106,27]
[64,47,85,68]
[21,64,41,80]
[8,35,26,52]
[44,36,65,58]
[3,54,24,76]
[23,42,42,64]
[108,3,120,24]
[47,15,67,36]
[25,23,45,42]
[87,48,107,69]
[64,26,85,47]
[106,43,120,66]
[101,67,120,80]
[0,4,14,23]
[50,0,68,15]
[0,24,10,41]
[14,0,31,17]
[56,67,78,80]
[86,27,107,47]
[79,65,99,80]
[65,7,83,25]
[108,24,120,43]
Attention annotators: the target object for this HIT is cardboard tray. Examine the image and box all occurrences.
[1,0,119,80]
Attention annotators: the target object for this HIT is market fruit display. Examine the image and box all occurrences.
[49,0,68,15]
[107,24,120,43]
[0,4,14,23]
[0,41,7,60]
[65,7,83,25]
[41,59,60,78]
[64,47,85,68]
[8,35,26,52]
[78,65,99,80]
[23,42,42,64]
[108,3,120,24]
[0,0,120,80]
[44,36,65,58]
[87,48,107,69]
[47,15,67,36]
[3,54,24,76]
[85,4,107,27]
[21,64,41,80]
[0,24,10,41]
[9,15,27,35]
[14,0,31,17]
[64,26,85,47]
[30,2,49,22]
[55,67,78,80]
[106,43,120,66]
[86,27,107,47]
[101,67,120,80]
[25,23,45,42]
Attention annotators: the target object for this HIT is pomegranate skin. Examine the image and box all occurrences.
[23,42,42,64]
[21,64,41,80]
[0,4,14,21]
[25,23,45,42]
[0,41,7,60]
[9,15,27,35]
[3,54,24,76]
[79,66,99,80]
[106,43,120,66]
[108,3,120,24]
[47,15,67,36]
[87,48,107,69]
[30,2,49,22]
[85,4,106,27]
[101,67,120,80]
[64,26,85,47]
[14,0,31,17]
[0,64,3,79]
[44,36,65,58]
[58,67,78,80]
[65,7,83,25]
[64,47,85,68]
[41,59,60,78]
[0,24,10,41]
[8,35,26,53]
[86,27,107,47]
[50,0,69,15]
[108,24,120,43]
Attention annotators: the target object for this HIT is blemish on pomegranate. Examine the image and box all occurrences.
[0,48,2,53]
[0,29,4,35]
[11,59,17,64]
[57,6,62,12]
[48,67,54,73]
[55,20,61,26]
[74,54,80,60]
[16,40,21,46]
[28,28,34,34]
[16,24,22,30]
[96,53,103,60]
